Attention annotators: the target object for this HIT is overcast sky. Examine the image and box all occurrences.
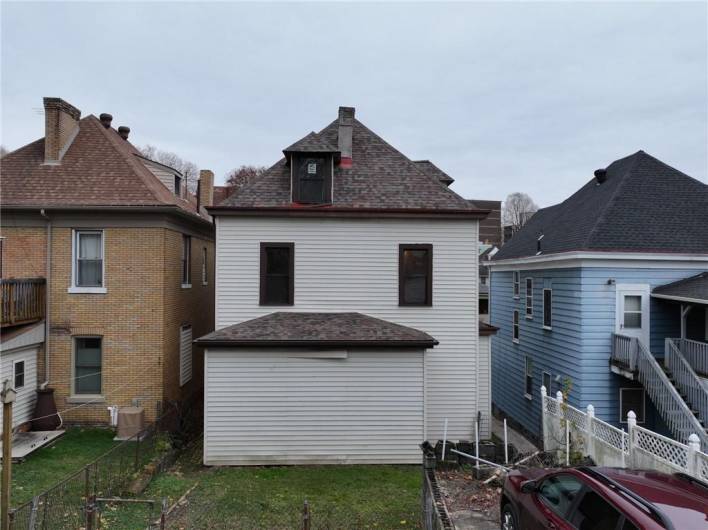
[2,2,706,206]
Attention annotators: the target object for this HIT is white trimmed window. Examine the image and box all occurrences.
[70,230,105,293]
[513,310,520,343]
[543,288,553,329]
[179,324,193,386]
[74,337,102,395]
[513,271,520,298]
[14,360,25,389]
[620,388,645,423]
[181,235,191,288]
[202,247,208,285]
[525,278,533,318]
[524,357,533,398]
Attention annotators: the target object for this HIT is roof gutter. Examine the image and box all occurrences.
[206,206,491,220]
[651,293,708,305]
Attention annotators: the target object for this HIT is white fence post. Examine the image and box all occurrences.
[585,404,595,461]
[540,386,548,451]
[556,390,565,462]
[687,434,700,477]
[627,411,637,468]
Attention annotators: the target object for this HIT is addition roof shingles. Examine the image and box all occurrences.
[413,160,454,186]
[283,131,338,153]
[0,114,206,220]
[217,116,482,213]
[653,272,708,303]
[493,151,708,260]
[196,312,438,348]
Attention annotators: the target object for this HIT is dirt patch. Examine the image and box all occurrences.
[435,468,501,527]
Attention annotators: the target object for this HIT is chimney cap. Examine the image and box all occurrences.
[594,168,607,184]
[338,106,355,124]
[99,113,113,128]
[117,126,130,140]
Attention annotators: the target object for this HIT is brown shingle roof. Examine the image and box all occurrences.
[196,312,438,348]
[1,115,207,221]
[283,131,338,154]
[413,160,454,186]
[216,116,485,214]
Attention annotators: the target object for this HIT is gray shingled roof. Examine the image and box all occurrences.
[196,312,438,347]
[283,131,338,154]
[217,116,478,212]
[413,160,454,185]
[653,272,708,303]
[493,151,708,260]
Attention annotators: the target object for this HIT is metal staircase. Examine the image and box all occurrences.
[611,334,708,450]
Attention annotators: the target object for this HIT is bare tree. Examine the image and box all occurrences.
[138,144,200,193]
[0,145,9,158]
[502,192,538,234]
[224,165,268,193]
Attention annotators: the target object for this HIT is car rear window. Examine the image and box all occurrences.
[538,474,583,517]
[570,490,622,530]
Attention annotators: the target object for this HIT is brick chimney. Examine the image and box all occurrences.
[43,97,81,164]
[198,169,214,208]
[338,106,354,168]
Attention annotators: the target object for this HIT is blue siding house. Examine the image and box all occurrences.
[489,151,708,446]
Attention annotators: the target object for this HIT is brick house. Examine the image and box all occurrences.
[0,98,215,426]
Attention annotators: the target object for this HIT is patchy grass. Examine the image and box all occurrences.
[102,444,423,529]
[11,428,118,506]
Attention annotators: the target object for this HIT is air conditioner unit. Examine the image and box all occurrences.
[115,406,145,440]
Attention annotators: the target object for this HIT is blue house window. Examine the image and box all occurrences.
[543,288,553,329]
[513,310,520,343]
[524,357,533,398]
[513,271,520,299]
[525,278,533,318]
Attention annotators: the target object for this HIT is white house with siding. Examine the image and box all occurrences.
[197,107,495,465]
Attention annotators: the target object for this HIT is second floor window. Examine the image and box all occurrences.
[182,235,191,286]
[543,288,553,329]
[74,230,103,287]
[260,243,294,305]
[513,310,520,343]
[525,278,533,318]
[202,247,208,285]
[399,244,433,306]
[513,271,520,298]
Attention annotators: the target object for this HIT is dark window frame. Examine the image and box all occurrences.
[74,336,102,395]
[543,288,553,329]
[259,242,295,306]
[181,235,191,286]
[174,174,182,197]
[513,310,520,343]
[398,244,433,307]
[525,356,533,398]
[14,360,25,389]
[292,154,332,205]
[202,247,208,285]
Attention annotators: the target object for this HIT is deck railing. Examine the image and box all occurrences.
[0,278,46,327]
[665,338,708,436]
[611,333,638,371]
[675,338,708,377]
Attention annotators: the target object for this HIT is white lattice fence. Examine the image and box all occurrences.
[541,386,707,481]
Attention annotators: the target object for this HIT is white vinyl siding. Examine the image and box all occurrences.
[204,348,424,465]
[179,325,192,386]
[215,217,481,441]
[0,347,37,430]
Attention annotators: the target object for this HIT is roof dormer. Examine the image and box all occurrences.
[283,132,338,205]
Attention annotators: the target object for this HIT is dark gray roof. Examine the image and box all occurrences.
[283,131,338,154]
[653,272,708,303]
[217,116,480,213]
[414,160,454,185]
[196,312,438,348]
[494,151,708,260]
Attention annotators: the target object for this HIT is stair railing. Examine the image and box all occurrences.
[676,338,708,377]
[666,338,708,433]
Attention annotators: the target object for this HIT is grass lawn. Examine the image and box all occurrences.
[102,444,423,529]
[11,428,118,506]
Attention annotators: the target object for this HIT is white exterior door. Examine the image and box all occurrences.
[615,284,650,347]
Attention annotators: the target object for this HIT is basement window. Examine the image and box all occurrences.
[399,244,433,306]
[292,156,331,204]
[620,388,645,424]
[260,243,294,305]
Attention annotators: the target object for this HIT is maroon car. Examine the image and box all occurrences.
[500,466,708,530]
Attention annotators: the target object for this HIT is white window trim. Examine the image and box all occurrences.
[202,247,208,286]
[619,387,646,424]
[525,277,533,319]
[543,288,553,330]
[524,356,533,400]
[513,271,520,299]
[69,229,106,294]
[71,335,103,399]
[512,310,520,344]
[14,360,25,389]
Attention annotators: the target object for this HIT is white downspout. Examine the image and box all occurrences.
[40,209,51,385]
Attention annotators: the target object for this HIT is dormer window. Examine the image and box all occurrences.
[292,155,332,204]
[174,175,182,197]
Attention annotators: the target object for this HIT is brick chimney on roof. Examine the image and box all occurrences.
[198,169,214,209]
[43,97,81,164]
[338,106,354,168]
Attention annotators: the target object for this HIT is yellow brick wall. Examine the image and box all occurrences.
[0,226,47,279]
